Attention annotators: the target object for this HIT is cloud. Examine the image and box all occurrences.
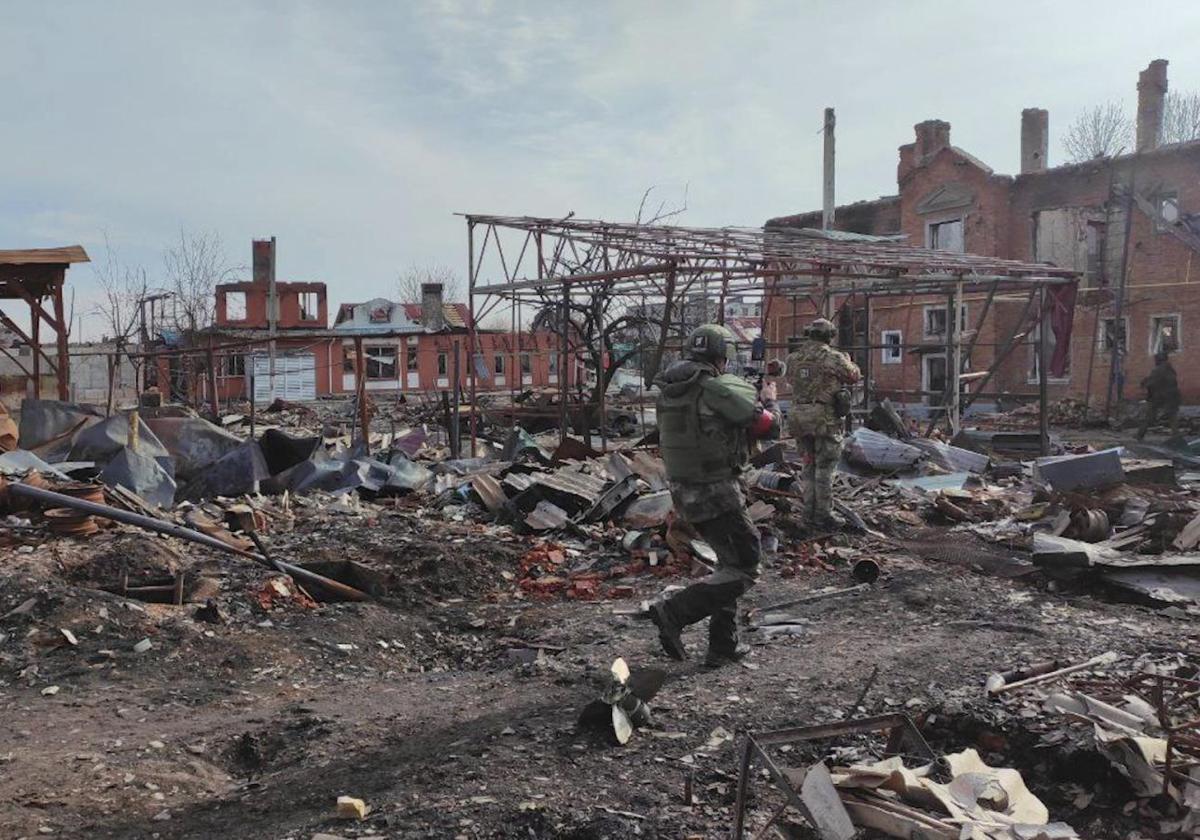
[0,1,1198,339]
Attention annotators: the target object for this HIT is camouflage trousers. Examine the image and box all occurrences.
[659,506,761,656]
[1137,399,1180,440]
[797,433,843,524]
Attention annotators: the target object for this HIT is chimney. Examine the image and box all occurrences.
[1020,108,1049,173]
[421,283,445,331]
[1136,59,1169,152]
[252,238,275,285]
[897,142,916,182]
[914,120,951,162]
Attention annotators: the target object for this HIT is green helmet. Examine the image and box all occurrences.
[685,324,737,364]
[806,318,836,342]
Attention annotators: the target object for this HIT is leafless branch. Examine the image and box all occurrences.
[1062,102,1133,163]
[1163,90,1200,145]
[162,229,241,338]
[396,264,465,304]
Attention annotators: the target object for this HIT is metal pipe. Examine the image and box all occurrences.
[10,483,369,602]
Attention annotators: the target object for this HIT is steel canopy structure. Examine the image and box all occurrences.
[462,214,1080,454]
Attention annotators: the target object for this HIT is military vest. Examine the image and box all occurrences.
[788,342,847,405]
[657,372,753,483]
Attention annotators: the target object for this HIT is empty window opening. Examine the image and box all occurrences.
[881,330,903,364]
[225,291,247,321]
[928,219,964,252]
[365,346,397,379]
[1098,318,1127,352]
[298,291,320,321]
[1150,315,1181,355]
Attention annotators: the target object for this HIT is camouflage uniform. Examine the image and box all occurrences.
[785,334,861,527]
[1137,356,1181,439]
[651,339,777,664]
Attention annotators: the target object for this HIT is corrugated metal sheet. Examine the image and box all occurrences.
[533,469,607,503]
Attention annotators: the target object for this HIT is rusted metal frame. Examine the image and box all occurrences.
[510,227,534,281]
[729,734,817,840]
[559,282,570,442]
[6,275,62,332]
[30,297,41,397]
[0,343,33,377]
[51,278,70,400]
[0,307,58,375]
[493,221,513,283]
[1038,285,1050,455]
[959,287,1041,415]
[467,219,479,451]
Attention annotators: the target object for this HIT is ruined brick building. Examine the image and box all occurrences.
[766,59,1200,410]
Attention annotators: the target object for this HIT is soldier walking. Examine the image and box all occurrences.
[648,325,779,667]
[1137,351,1181,440]
[785,318,861,531]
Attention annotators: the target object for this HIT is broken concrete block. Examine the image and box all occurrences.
[1033,448,1123,492]
[335,796,367,820]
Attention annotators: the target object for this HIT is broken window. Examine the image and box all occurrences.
[406,346,418,372]
[494,354,504,375]
[1150,315,1181,355]
[298,291,320,321]
[881,330,902,364]
[224,354,246,377]
[1085,222,1105,285]
[365,346,397,379]
[225,291,247,321]
[1098,317,1127,352]
[369,303,393,323]
[520,353,532,376]
[549,353,559,377]
[1159,193,1180,229]
[927,219,964,252]
[343,345,356,373]
[437,353,448,377]
[923,304,966,339]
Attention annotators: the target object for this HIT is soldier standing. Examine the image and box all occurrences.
[1136,351,1181,440]
[785,318,861,530]
[648,324,779,667]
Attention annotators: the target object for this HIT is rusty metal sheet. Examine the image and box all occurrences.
[532,468,607,504]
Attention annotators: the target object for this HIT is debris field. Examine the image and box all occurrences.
[2,394,1200,839]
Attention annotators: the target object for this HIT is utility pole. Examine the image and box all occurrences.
[822,107,836,231]
[267,235,278,403]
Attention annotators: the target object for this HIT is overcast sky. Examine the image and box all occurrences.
[3,1,1200,339]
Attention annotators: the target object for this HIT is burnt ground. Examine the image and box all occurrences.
[0,501,1194,839]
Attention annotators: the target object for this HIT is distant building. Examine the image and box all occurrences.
[766,58,1200,408]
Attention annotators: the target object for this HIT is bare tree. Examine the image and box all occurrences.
[91,234,152,409]
[93,234,149,346]
[1163,90,1200,145]
[396,264,465,303]
[529,186,691,410]
[162,229,240,337]
[1062,102,1133,163]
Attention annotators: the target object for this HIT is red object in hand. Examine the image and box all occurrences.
[748,409,777,439]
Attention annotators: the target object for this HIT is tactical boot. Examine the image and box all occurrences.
[649,602,687,661]
[703,644,751,669]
